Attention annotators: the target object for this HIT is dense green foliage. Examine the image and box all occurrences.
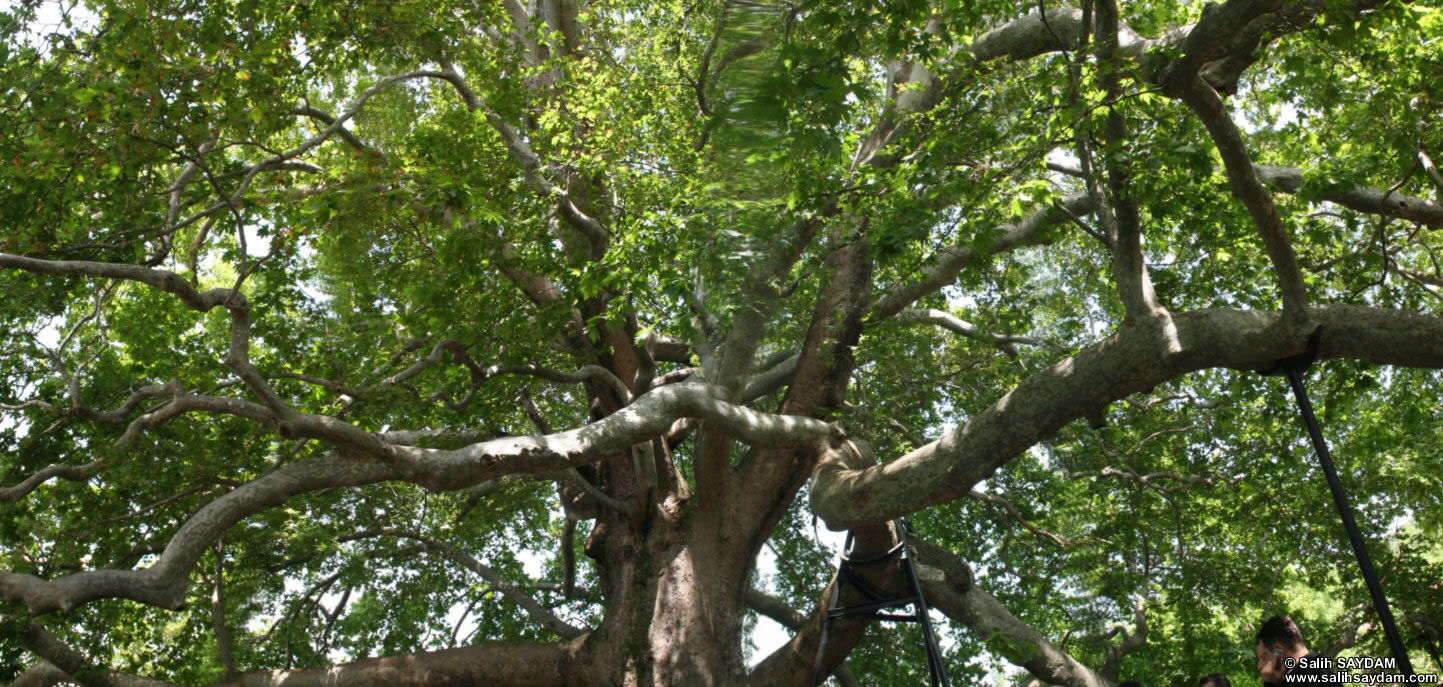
[2,0,1442,685]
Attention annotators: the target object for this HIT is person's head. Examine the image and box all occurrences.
[1118,681,1142,687]
[1256,616,1309,682]
[1199,673,1232,687]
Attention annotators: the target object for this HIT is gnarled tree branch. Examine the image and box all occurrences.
[813,305,1443,529]
[1,459,103,502]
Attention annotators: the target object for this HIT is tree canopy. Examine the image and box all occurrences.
[2,0,1443,685]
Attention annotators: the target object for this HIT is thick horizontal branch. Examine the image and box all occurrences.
[8,661,73,687]
[813,305,1443,529]
[377,427,499,447]
[2,382,832,615]
[12,622,582,687]
[648,335,693,364]
[971,1,1389,94]
[407,382,838,492]
[1256,165,1443,228]
[0,254,234,311]
[972,8,1155,65]
[744,587,805,629]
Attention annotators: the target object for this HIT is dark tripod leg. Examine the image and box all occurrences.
[1284,367,1414,676]
[811,582,840,687]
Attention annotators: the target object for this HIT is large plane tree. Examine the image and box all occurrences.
[3,0,1443,684]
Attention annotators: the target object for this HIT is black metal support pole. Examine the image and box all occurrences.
[1284,368,1414,676]
[810,521,952,686]
[900,521,952,687]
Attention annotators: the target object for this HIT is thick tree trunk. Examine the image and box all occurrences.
[580,507,757,687]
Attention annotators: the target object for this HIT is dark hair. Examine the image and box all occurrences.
[1256,615,1305,650]
[1200,673,1232,687]
[1119,681,1143,687]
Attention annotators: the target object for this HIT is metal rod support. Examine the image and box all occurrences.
[1284,367,1414,676]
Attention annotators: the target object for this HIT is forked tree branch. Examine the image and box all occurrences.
[291,105,378,156]
[1155,0,1285,89]
[870,161,1443,325]
[1101,598,1149,682]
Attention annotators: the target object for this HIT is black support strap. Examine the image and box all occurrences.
[810,519,952,687]
[1261,336,1414,676]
